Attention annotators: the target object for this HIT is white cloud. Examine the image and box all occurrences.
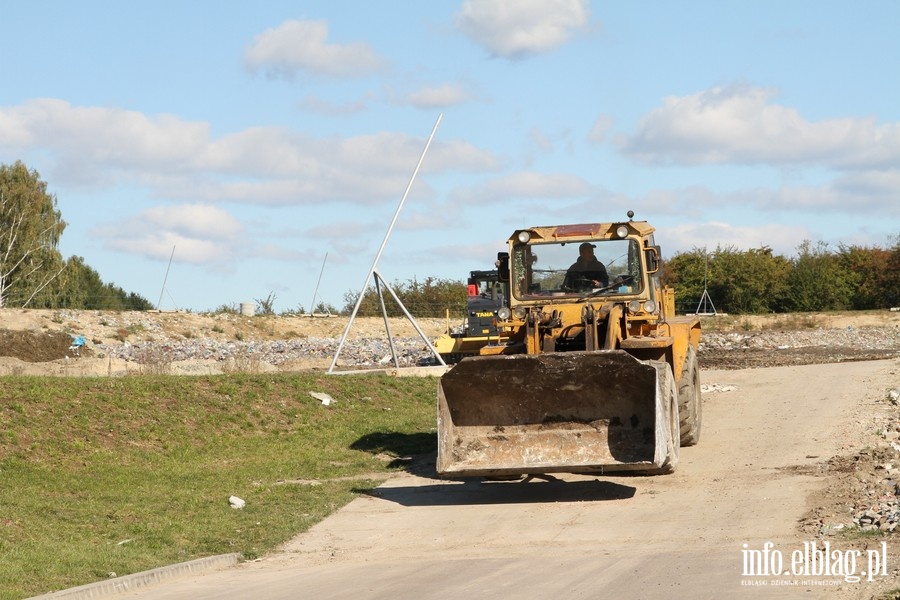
[424,240,508,266]
[396,197,472,232]
[253,243,308,261]
[396,209,458,231]
[244,19,383,79]
[95,204,245,264]
[750,176,900,216]
[638,178,900,222]
[405,83,472,108]
[141,204,243,239]
[306,221,371,241]
[0,99,500,206]
[456,0,590,59]
[450,171,592,204]
[658,221,812,258]
[587,114,614,144]
[618,85,900,170]
[193,130,500,204]
[297,93,372,115]
[831,169,900,200]
[0,99,208,186]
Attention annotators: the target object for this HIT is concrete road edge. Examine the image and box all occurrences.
[27,553,242,599]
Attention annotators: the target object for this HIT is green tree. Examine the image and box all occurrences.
[836,244,891,310]
[254,292,277,316]
[313,301,337,314]
[34,255,92,308]
[786,240,855,311]
[0,161,67,307]
[0,162,153,310]
[663,247,711,313]
[665,246,791,314]
[32,255,153,310]
[714,246,792,314]
[342,276,466,317]
[885,237,900,308]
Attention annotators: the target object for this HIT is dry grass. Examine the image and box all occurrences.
[697,310,896,333]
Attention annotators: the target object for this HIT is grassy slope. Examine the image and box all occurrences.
[0,373,437,599]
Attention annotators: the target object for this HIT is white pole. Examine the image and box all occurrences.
[310,252,328,314]
[328,114,443,372]
[157,246,175,311]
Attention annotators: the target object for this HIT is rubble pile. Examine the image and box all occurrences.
[846,461,900,534]
[700,326,899,352]
[95,336,434,368]
[805,388,900,538]
[699,326,899,369]
[86,325,900,371]
[848,395,900,534]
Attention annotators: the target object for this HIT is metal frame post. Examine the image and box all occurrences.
[328,114,444,373]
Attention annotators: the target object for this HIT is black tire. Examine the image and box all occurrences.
[646,362,679,475]
[678,346,702,446]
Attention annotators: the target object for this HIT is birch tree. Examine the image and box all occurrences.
[0,161,67,307]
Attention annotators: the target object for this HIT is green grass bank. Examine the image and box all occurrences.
[0,372,438,599]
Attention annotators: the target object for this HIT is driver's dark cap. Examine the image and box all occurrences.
[579,242,596,250]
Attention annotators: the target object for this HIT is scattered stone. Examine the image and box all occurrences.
[700,383,737,393]
[699,326,899,370]
[94,336,437,370]
[889,389,900,405]
[310,392,335,406]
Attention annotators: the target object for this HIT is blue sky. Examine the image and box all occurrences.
[1,1,898,312]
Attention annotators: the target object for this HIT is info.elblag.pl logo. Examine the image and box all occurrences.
[742,541,889,585]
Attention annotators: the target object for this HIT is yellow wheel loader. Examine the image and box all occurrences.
[437,212,701,477]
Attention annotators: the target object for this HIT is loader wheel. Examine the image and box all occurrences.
[646,363,679,475]
[678,346,702,446]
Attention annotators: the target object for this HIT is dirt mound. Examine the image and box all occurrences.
[699,345,899,369]
[0,330,89,362]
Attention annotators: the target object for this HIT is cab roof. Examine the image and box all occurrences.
[509,220,656,243]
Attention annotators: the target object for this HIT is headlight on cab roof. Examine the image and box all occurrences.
[615,224,629,239]
[517,230,531,243]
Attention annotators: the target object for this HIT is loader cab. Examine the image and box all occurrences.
[508,235,644,301]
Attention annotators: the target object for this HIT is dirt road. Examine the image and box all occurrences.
[99,359,900,600]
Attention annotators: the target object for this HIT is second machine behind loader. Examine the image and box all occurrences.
[437,212,702,477]
[433,268,508,363]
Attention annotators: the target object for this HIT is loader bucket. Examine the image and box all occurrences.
[436,351,675,477]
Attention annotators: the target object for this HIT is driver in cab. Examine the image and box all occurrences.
[564,242,609,291]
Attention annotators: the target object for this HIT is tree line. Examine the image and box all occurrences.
[0,161,154,310]
[664,241,900,314]
[341,277,464,318]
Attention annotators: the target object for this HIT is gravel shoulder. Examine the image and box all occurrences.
[0,308,897,375]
